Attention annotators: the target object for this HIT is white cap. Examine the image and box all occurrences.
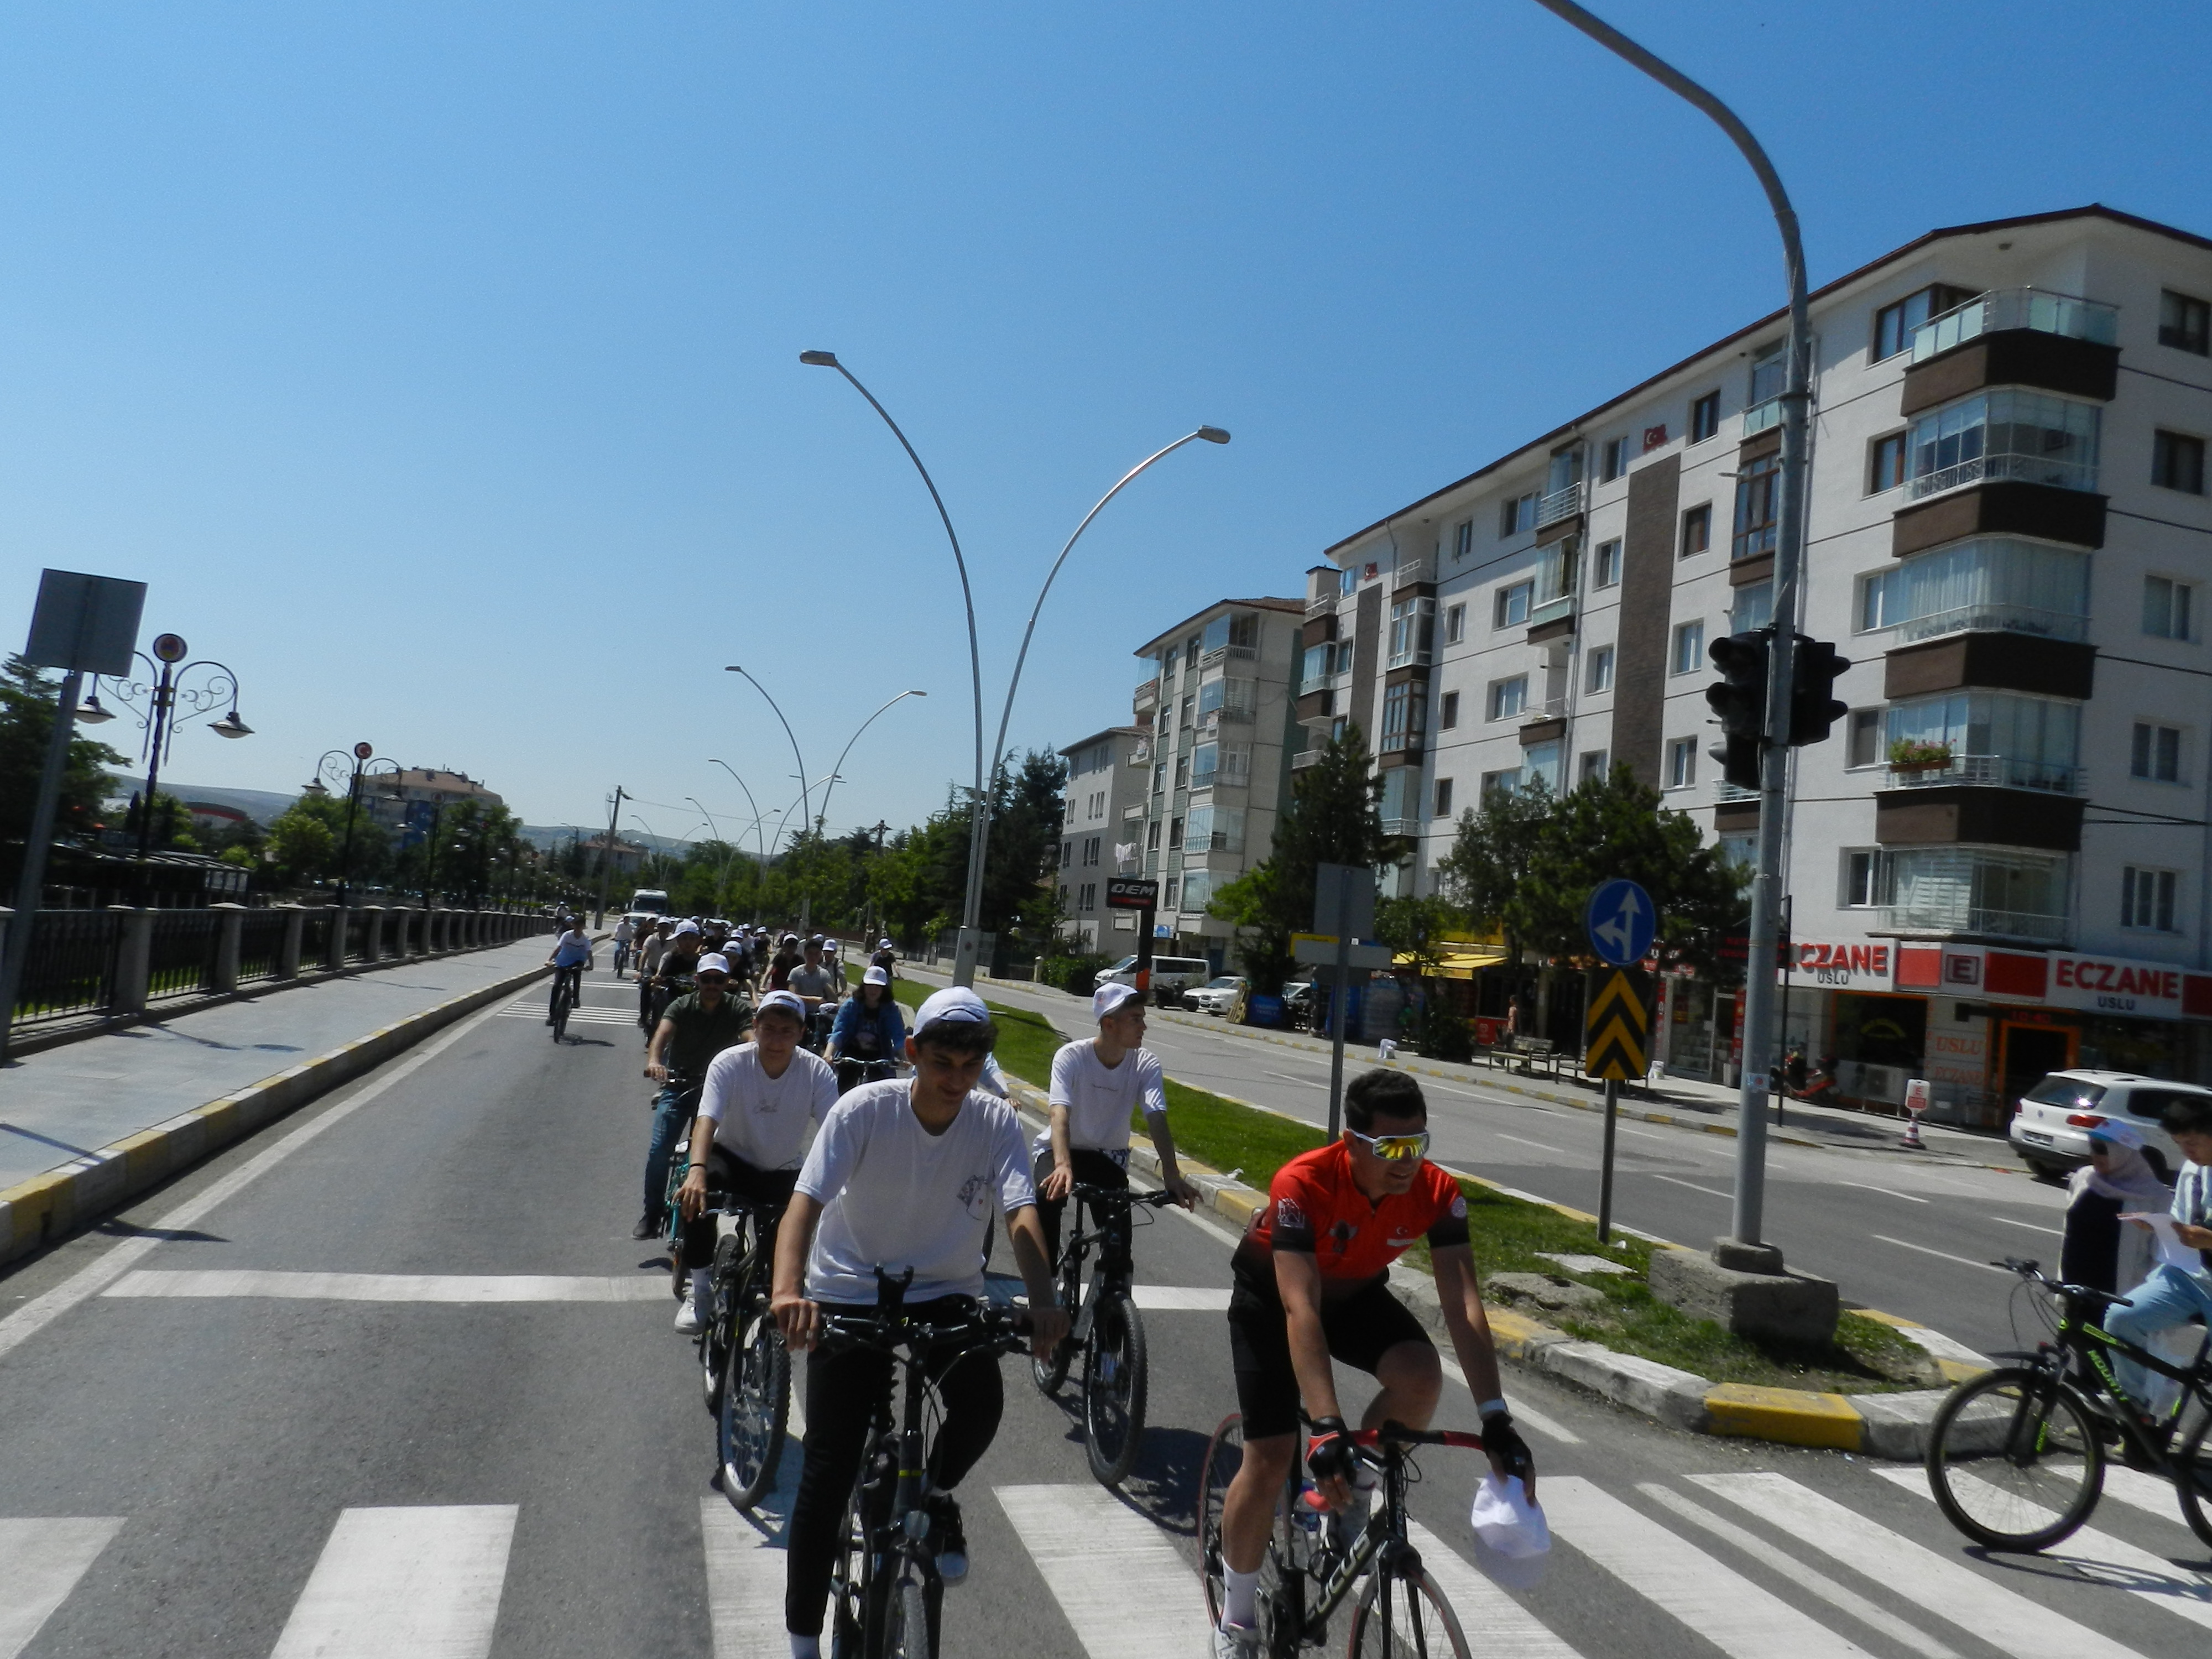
[674,920,701,936]
[863,964,890,986]
[914,986,989,1034]
[695,953,731,976]
[879,937,893,949]
[756,989,807,1023]
[1093,981,1142,1021]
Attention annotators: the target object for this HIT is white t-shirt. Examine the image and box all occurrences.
[1036,1039,1168,1162]
[798,1079,1036,1305]
[697,1043,838,1172]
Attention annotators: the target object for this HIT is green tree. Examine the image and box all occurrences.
[1435,776,1556,973]
[0,656,126,865]
[267,806,336,885]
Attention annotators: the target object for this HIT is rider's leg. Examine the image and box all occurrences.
[1219,1432,1296,1575]
[1361,1339,1443,1431]
[2106,1264,2212,1411]
[920,1312,1007,1490]
[784,1340,891,1639]
[1030,1151,1069,1269]
[641,1085,688,1224]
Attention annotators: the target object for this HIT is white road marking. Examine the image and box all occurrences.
[1496,1134,1567,1154]
[0,1518,125,1659]
[701,1451,804,1658]
[1872,1236,2011,1274]
[1432,1352,1583,1444]
[1651,1175,1733,1200]
[105,1270,666,1302]
[2099,1463,2201,1524]
[1129,1285,1232,1311]
[1839,1182,1929,1204]
[1404,1520,1587,1656]
[270,1505,515,1659]
[1991,1217,2065,1237]
[1637,1484,1959,1659]
[994,1484,1213,1657]
[1541,1477,1867,1659]
[1692,1472,2143,1659]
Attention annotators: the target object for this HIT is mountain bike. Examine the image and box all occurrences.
[1926,1256,2212,1550]
[1029,1183,1177,1487]
[548,964,583,1041]
[1200,1414,1485,1659]
[695,1178,792,1510]
[819,1270,1033,1659]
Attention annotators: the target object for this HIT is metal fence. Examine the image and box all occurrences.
[14,909,121,1025]
[298,910,334,968]
[147,910,222,1004]
[238,911,289,983]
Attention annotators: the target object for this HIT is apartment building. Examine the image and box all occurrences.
[1053,725,1150,951]
[1132,597,1307,964]
[1307,205,2212,1121]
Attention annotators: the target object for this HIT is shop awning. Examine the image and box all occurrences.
[1396,947,1508,980]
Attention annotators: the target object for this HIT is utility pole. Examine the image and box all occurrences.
[593,786,625,928]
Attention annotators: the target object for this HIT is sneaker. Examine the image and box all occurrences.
[926,1491,967,1587]
[631,1211,662,1241]
[673,1301,704,1334]
[1211,1621,1262,1658]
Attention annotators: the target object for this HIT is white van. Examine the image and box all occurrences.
[1097,954,1214,1005]
[629,888,672,916]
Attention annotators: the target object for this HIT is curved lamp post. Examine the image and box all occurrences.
[724,666,811,855]
[706,758,769,868]
[88,634,253,873]
[308,743,402,906]
[813,689,926,841]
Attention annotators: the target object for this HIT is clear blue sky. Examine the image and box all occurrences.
[2,2,2205,842]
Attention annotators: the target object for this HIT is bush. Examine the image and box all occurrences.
[1412,997,1475,1062]
[1036,951,1112,995]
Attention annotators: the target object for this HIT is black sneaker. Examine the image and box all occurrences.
[631,1211,662,1241]
[926,1491,967,1587]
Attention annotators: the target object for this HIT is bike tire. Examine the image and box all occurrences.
[1926,1365,2104,1551]
[719,1311,791,1510]
[1198,1413,1243,1628]
[702,1230,746,1415]
[882,1568,938,1659]
[827,1483,868,1659]
[1031,1255,1081,1397]
[1082,1291,1148,1489]
[1347,1566,1473,1659]
[2178,1408,2212,1551]
[551,984,569,1041]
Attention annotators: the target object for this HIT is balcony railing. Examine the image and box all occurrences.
[1884,753,2080,794]
[1378,730,1425,758]
[1535,481,1584,529]
[1394,554,1437,588]
[1714,781,1759,802]
[1291,749,1323,771]
[1520,696,1568,726]
[1877,902,2069,944]
[1908,450,2099,500]
[1893,602,2090,645]
[1529,595,1575,630]
[1134,677,1159,708]
[1743,397,1782,436]
[1911,286,2119,363]
[1380,817,1421,838]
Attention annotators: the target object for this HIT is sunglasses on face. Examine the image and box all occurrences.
[1348,1128,1431,1164]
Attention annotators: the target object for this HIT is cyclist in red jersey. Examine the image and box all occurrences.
[1211,1068,1533,1657]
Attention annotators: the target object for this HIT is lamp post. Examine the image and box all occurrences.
[706,758,770,922]
[813,689,927,838]
[312,744,401,907]
[1530,0,1811,1264]
[87,634,253,884]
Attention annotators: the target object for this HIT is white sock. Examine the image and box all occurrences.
[689,1266,712,1312]
[1223,1565,1261,1630]
[787,1635,820,1659]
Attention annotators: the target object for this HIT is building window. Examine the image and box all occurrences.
[1671,620,1705,676]
[1488,676,1528,721]
[1593,538,1621,587]
[1437,690,1460,730]
[1679,503,1712,558]
[1381,680,1427,748]
[1060,839,1072,868]
[2153,430,2206,494]
[1079,883,1095,911]
[1229,612,1260,651]
[1173,755,1190,790]
[1494,581,1533,628]
[2132,722,2184,783]
[1856,568,1897,633]
[1453,520,1474,560]
[1578,749,1609,785]
[1433,779,1454,818]
[1843,850,1883,909]
[1585,646,1614,693]
[1869,431,1907,493]
[1388,597,1436,667]
[1167,816,1183,850]
[1499,493,1535,536]
[1146,819,1160,851]
[1907,390,2100,497]
[1481,768,1522,799]
[2122,867,2179,932]
[1178,869,1213,913]
[1179,694,1194,728]
[1689,392,1721,443]
[1600,436,1628,481]
[1874,284,1974,361]
[1729,581,1773,635]
[2160,289,2211,356]
[1152,760,1166,795]
[1184,634,1201,671]
[1444,602,1466,644]
[1731,453,1779,562]
[1846,708,1882,768]
[2145,576,2195,642]
[1665,739,1697,789]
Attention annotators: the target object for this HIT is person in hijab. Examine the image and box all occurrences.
[2062,1121,2170,1294]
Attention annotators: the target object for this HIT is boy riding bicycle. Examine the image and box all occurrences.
[544,921,593,1023]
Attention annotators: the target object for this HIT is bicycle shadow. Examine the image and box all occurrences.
[1032,1390,1208,1537]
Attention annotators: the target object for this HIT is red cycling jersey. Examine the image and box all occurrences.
[1232,1140,1469,1297]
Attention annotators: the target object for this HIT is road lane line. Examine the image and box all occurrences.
[270,1505,515,1659]
[2098,1463,2200,1524]
[1495,1134,1566,1153]
[1637,1484,1959,1659]
[1129,1285,1232,1311]
[994,1484,1212,1657]
[1403,1521,1586,1656]
[104,1270,666,1302]
[701,1452,804,1659]
[1433,1354,1583,1443]
[1651,1176,1733,1200]
[1872,1236,2011,1275]
[1839,1182,1929,1203]
[1691,1472,2143,1659]
[1990,1217,2064,1237]
[0,1517,124,1659]
[1540,1477,1866,1659]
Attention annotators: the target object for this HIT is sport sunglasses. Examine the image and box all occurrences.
[1347,1128,1432,1164]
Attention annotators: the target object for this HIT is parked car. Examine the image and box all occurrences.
[1095,954,1214,1005]
[2008,1069,2204,1181]
[1183,975,1250,1016]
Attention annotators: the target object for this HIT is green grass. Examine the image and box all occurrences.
[882,972,1067,1085]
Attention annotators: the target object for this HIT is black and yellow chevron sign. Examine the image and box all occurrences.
[1584,967,1651,1082]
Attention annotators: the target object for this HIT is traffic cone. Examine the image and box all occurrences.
[1900,1109,1925,1150]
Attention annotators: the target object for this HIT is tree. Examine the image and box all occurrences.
[0,655,126,869]
[267,807,336,886]
[1435,776,1556,974]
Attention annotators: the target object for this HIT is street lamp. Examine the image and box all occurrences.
[312,744,401,907]
[813,689,927,840]
[93,633,253,875]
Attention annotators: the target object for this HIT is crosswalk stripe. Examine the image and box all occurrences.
[1690,1472,2144,1659]
[498,1006,633,1022]
[1403,1520,1586,1657]
[269,1505,516,1658]
[2099,1463,2201,1525]
[105,1270,666,1302]
[0,1517,124,1659]
[994,1484,1213,1657]
[1129,1286,1230,1311]
[701,1446,804,1659]
[1541,1476,1867,1659]
[1874,1467,2212,1634]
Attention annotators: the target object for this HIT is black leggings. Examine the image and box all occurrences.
[683,1147,796,1266]
[784,1299,1005,1636]
[1032,1147,1129,1270]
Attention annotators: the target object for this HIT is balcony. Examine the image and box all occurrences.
[1381,817,1422,838]
[1877,902,2068,945]
[1909,448,2098,500]
[1893,602,2089,646]
[1133,677,1159,713]
[1394,554,1437,592]
[1883,753,2080,794]
[1911,287,2119,363]
[1291,749,1323,771]
[1377,730,1425,764]
[1535,481,1584,529]
[1714,780,1759,802]
[1743,398,1782,437]
[1528,594,1575,631]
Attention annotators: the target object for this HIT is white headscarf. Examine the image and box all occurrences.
[2068,1123,2169,1208]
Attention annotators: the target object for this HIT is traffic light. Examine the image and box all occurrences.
[1704,629,1770,792]
[1788,635,1851,746]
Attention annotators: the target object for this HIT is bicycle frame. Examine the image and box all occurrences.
[1059,1185,1168,1340]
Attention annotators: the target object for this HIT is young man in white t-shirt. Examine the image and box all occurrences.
[673,990,838,1333]
[1036,980,1200,1266]
[772,987,1069,1654]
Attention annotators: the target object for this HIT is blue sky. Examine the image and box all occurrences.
[1,2,2205,843]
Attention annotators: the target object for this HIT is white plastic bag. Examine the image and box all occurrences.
[1468,1473,1550,1559]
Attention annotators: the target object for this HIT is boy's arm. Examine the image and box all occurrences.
[1004,1206,1072,1359]
[770,1193,825,1350]
[1138,1056,1197,1207]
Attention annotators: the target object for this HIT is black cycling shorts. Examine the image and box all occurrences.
[1227,1271,1433,1440]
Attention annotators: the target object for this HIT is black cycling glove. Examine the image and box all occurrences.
[1306,1416,1353,1487]
[1481,1409,1534,1485]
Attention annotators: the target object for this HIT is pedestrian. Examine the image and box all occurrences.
[1505,995,1522,1039]
[2060,1121,2168,1295]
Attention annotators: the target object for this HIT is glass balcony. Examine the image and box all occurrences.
[1882,753,2080,793]
[1535,481,1584,529]
[1906,389,2100,500]
[1380,817,1421,837]
[1910,286,2119,363]
[1290,749,1323,771]
[1742,398,1783,436]
[1877,901,2068,944]
[1133,676,1159,709]
[1528,595,1575,630]
[1520,695,1568,725]
[1895,601,2089,644]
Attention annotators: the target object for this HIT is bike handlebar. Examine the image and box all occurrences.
[1343,1425,1487,1451]
[1070,1185,1179,1208]
[2001,1256,2131,1312]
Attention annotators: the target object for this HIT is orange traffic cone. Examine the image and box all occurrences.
[1900,1109,1925,1150]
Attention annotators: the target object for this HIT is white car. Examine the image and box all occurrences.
[1183,975,1249,1016]
[1096,954,1213,1005]
[2008,1069,2205,1181]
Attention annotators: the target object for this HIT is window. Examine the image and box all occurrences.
[1523,740,1561,790]
[1060,839,1072,868]
[1680,503,1712,558]
[1874,284,1974,361]
[1869,431,1907,493]
[1593,538,1622,587]
[1578,749,1609,785]
[2122,867,2179,932]
[1453,520,1474,560]
[1379,766,1417,826]
[1499,493,1537,536]
[1434,779,1454,818]
[1179,694,1194,728]
[1535,537,1579,608]
[1079,883,1095,911]
[1671,619,1705,676]
[1381,680,1427,748]
[1888,692,2080,790]
[1229,612,1260,651]
[1184,634,1201,671]
[1689,391,1721,442]
[1748,341,1786,409]
[1178,869,1213,913]
[1480,768,1522,799]
[1488,676,1528,720]
[1666,738,1697,789]
[1907,390,2100,497]
[2152,430,2206,494]
[1146,819,1160,851]
[1186,805,1244,853]
[1086,836,1100,866]
[1151,760,1166,794]
[1173,755,1190,790]
[1192,741,1222,786]
[1843,850,1883,908]
[1494,581,1533,628]
[1871,538,2088,643]
[1388,596,1436,667]
[2160,289,2210,356]
[1444,603,1466,644]
[1437,690,1460,729]
[1585,646,1614,693]
[1718,834,1756,870]
[1729,581,1773,634]
[2145,576,2195,641]
[1339,566,1357,597]
[1731,453,1779,560]
[2132,722,2184,783]
[1847,709,1882,769]
[1167,816,1184,850]
[1600,437,1628,481]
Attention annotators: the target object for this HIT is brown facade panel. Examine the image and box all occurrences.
[1737,430,1781,465]
[1393,579,1438,599]
[1728,552,1775,588]
[1526,615,1575,645]
[1295,689,1334,723]
[1376,742,1423,771]
[1882,632,2096,700]
[1300,614,1337,649]
[1613,456,1681,790]
[1874,787,2084,852]
[1535,513,1584,547]
[1517,717,1567,748]
[1891,481,2106,557]
[1713,802,1761,833]
[1897,331,2121,417]
[1348,582,1383,744]
[1383,663,1432,690]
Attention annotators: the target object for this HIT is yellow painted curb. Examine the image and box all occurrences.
[1703,1383,1864,1449]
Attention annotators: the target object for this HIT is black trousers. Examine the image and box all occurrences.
[1032,1147,1129,1270]
[683,1147,797,1266]
[784,1298,1005,1635]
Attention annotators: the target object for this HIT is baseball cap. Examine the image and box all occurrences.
[878,937,893,949]
[1093,981,1142,1021]
[2088,1120,2146,1150]
[756,989,807,1023]
[914,986,989,1034]
[863,964,890,987]
[695,953,731,977]
[674,920,701,937]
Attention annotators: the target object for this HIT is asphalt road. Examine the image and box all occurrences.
[1,966,2205,1658]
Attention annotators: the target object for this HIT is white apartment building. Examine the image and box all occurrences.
[1054,725,1150,951]
[1133,597,1306,964]
[1307,206,2212,1123]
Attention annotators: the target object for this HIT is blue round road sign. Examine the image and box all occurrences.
[1585,879,1656,967]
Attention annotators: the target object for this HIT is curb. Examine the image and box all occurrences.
[0,959,558,1270]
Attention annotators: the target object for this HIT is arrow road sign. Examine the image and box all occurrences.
[1585,878,1655,967]
[1584,967,1651,1082]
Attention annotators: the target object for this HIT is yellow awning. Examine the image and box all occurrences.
[1395,947,1509,980]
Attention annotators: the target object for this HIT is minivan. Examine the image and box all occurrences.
[1097,954,1214,1005]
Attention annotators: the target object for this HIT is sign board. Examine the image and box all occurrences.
[1584,879,1655,967]
[1904,1078,1932,1116]
[1312,862,1377,942]
[1895,942,2212,1021]
[1584,967,1652,1082]
[1104,876,1159,911]
[1791,940,1890,989]
[23,570,146,677]
[1292,933,1394,969]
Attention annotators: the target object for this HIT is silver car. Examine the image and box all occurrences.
[1183,975,1249,1016]
[2008,1068,2205,1181]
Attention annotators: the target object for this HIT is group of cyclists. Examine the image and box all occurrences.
[546,912,1533,1657]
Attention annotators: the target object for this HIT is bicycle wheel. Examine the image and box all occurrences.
[826,1482,868,1659]
[1031,1255,1081,1396]
[551,981,570,1041]
[2177,1408,2212,1550]
[719,1310,790,1510]
[1347,1567,1473,1659]
[1083,1291,1149,1488]
[881,1566,938,1659]
[1927,1366,2104,1551]
[701,1230,745,1414]
[1199,1414,1311,1653]
[1199,1414,1244,1627]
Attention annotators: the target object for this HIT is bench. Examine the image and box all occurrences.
[1484,1035,1563,1077]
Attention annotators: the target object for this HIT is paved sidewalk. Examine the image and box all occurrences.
[0,938,557,1189]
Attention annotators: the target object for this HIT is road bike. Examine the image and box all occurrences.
[818,1269,1033,1659]
[547,964,583,1041]
[1200,1414,1485,1658]
[1030,1183,1177,1487]
[1926,1256,2212,1550]
[698,1177,791,1510]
